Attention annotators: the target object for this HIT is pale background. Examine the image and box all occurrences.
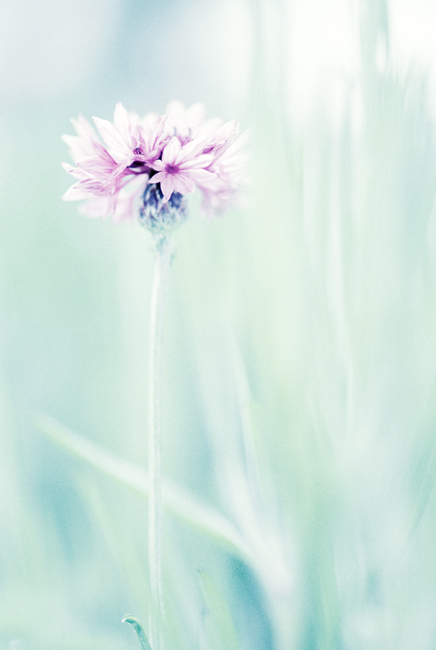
[1,1,436,649]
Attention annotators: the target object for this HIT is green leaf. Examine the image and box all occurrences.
[122,615,153,650]
[198,570,241,650]
[36,414,253,562]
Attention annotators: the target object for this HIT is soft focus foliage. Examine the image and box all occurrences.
[2,0,436,649]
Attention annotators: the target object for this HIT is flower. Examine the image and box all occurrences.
[149,136,216,202]
[62,101,247,229]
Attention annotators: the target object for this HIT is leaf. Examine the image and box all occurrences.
[122,615,153,650]
[198,570,241,650]
[36,414,254,562]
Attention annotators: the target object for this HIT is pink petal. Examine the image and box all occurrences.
[61,132,99,162]
[179,153,214,170]
[165,101,206,138]
[151,160,165,172]
[79,196,112,218]
[113,103,131,141]
[92,116,132,163]
[162,136,181,164]
[61,162,88,180]
[216,119,239,141]
[148,171,165,184]
[186,102,206,126]
[77,154,116,175]
[197,117,223,140]
[172,174,195,195]
[184,168,217,185]
[160,175,175,202]
[72,114,98,140]
[176,137,206,164]
[62,185,94,201]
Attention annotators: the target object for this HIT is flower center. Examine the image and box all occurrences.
[165,164,179,175]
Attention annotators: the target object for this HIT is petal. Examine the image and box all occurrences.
[142,111,159,126]
[160,175,175,202]
[186,168,219,187]
[172,174,195,195]
[62,184,94,201]
[165,101,206,138]
[161,136,181,164]
[61,161,75,172]
[78,196,112,218]
[72,114,98,139]
[176,137,207,164]
[164,100,187,133]
[112,176,147,223]
[113,103,130,135]
[93,116,132,162]
[77,154,114,175]
[116,103,140,148]
[197,117,223,140]
[61,162,89,180]
[216,119,239,141]
[186,102,206,127]
[62,132,99,162]
[148,171,165,184]
[179,153,214,170]
[151,160,165,172]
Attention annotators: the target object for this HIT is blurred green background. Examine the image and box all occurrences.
[2,0,436,648]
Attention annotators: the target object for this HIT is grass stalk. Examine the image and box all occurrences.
[148,235,171,636]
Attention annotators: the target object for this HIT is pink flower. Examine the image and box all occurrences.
[62,101,247,226]
[62,115,100,161]
[148,136,217,202]
[92,102,142,166]
[62,104,151,221]
[140,115,171,164]
[197,128,249,216]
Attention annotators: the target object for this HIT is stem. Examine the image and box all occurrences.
[148,235,171,628]
[123,616,153,650]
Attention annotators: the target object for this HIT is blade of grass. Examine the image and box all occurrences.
[198,570,241,650]
[122,615,153,650]
[36,414,254,563]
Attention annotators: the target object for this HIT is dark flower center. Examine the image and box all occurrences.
[165,164,179,175]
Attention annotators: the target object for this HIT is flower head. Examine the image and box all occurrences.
[149,136,216,202]
[62,101,247,229]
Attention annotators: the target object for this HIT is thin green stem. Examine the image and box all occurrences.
[123,615,153,650]
[148,236,171,631]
